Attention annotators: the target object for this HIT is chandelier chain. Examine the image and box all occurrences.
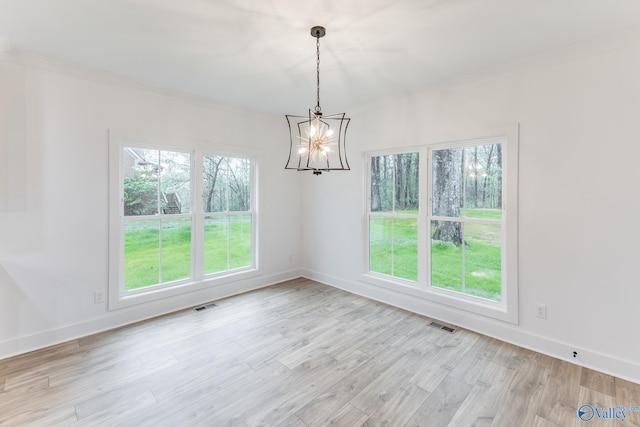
[315,34,321,114]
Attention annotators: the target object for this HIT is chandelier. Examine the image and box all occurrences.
[285,26,350,175]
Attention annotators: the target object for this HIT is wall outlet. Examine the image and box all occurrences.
[94,290,105,304]
[535,303,547,319]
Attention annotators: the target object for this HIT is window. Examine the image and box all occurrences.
[430,143,503,301]
[202,155,252,274]
[123,148,192,291]
[369,152,419,281]
[109,140,257,309]
[365,127,518,323]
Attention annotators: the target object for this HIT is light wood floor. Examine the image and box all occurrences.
[1,278,639,427]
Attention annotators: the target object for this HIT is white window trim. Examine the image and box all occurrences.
[108,131,259,310]
[363,123,519,324]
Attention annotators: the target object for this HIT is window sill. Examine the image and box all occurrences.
[361,273,517,324]
[108,268,260,311]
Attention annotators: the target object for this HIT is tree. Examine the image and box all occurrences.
[370,155,393,212]
[496,144,503,208]
[432,148,463,246]
[159,151,191,213]
[370,153,419,213]
[123,173,158,215]
[394,153,419,211]
[227,158,250,211]
[203,156,225,212]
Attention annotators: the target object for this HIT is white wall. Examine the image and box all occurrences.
[302,32,640,383]
[0,53,302,358]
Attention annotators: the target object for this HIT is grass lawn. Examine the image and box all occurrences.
[370,209,502,301]
[462,208,502,220]
[125,210,501,300]
[124,216,251,290]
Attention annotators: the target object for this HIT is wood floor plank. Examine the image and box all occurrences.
[0,340,80,378]
[407,376,474,427]
[363,382,430,427]
[581,367,616,397]
[532,415,562,427]
[492,341,529,370]
[75,389,157,422]
[490,360,550,427]
[0,404,78,426]
[447,335,502,386]
[294,353,398,426]
[575,386,618,427]
[245,351,371,426]
[324,403,369,427]
[536,358,582,426]
[407,344,451,393]
[2,373,49,394]
[0,279,637,426]
[348,350,425,416]
[447,361,516,427]
[616,377,640,394]
[614,381,640,427]
[275,414,308,427]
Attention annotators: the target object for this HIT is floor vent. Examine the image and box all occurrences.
[429,321,455,333]
[194,303,217,312]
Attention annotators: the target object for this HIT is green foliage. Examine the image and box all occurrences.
[123,175,157,216]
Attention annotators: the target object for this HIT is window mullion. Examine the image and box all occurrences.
[158,219,163,284]
[192,150,202,280]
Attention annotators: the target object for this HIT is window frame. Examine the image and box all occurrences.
[198,155,256,278]
[366,148,422,285]
[363,124,518,324]
[108,135,258,310]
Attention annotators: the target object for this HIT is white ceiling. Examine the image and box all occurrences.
[1,0,640,114]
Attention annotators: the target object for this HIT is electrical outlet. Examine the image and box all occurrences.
[94,290,105,304]
[535,303,547,319]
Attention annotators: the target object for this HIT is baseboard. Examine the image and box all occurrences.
[0,269,303,361]
[301,269,640,385]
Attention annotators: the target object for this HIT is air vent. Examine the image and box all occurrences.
[429,321,455,333]
[194,303,217,312]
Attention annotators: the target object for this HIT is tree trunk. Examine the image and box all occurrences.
[432,148,462,246]
[496,144,502,208]
[371,156,382,211]
[472,146,479,208]
[481,144,494,206]
[205,157,224,212]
